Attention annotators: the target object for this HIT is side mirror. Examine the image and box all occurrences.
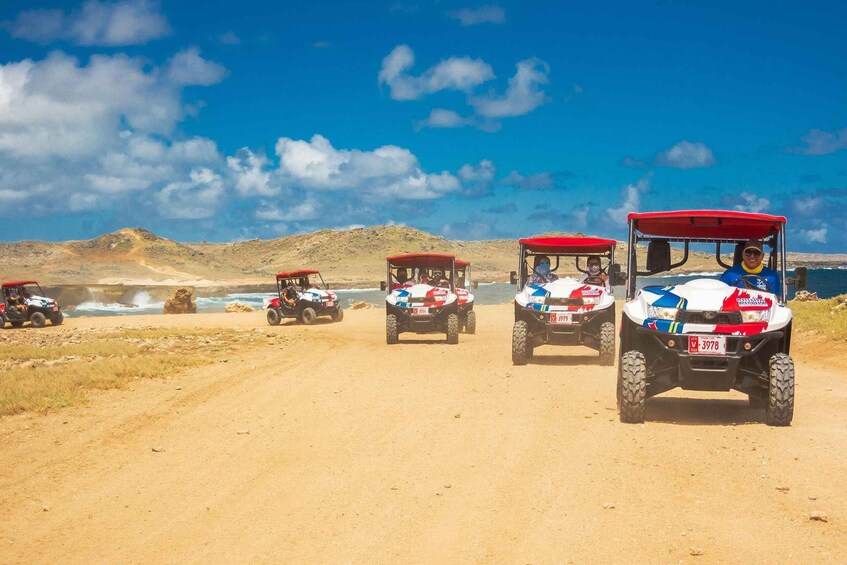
[789,267,807,290]
[608,264,626,286]
[509,271,518,285]
[472,281,479,289]
[380,281,387,292]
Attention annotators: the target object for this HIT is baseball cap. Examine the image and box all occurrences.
[743,239,763,252]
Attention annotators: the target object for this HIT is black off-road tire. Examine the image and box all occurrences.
[599,321,615,366]
[465,310,477,334]
[619,350,647,423]
[765,353,795,426]
[512,320,529,365]
[30,312,46,328]
[50,311,64,326]
[446,313,459,344]
[267,308,281,326]
[331,308,344,322]
[301,307,317,326]
[386,314,399,345]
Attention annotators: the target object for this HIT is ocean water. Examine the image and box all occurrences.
[64,268,847,318]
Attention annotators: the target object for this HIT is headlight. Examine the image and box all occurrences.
[581,297,598,305]
[434,295,445,302]
[528,295,546,304]
[647,305,678,320]
[741,310,771,323]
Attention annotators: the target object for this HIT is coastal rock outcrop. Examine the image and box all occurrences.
[163,288,197,314]
[225,302,255,313]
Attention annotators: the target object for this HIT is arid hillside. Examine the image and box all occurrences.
[1,226,844,287]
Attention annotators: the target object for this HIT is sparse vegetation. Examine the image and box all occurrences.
[790,294,847,341]
[0,327,282,416]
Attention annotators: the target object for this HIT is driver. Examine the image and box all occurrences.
[720,239,782,297]
[528,255,559,285]
[392,267,412,289]
[578,256,610,291]
[282,283,299,308]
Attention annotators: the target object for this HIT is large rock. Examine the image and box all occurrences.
[225,302,255,313]
[349,301,374,310]
[163,288,197,314]
[794,290,819,301]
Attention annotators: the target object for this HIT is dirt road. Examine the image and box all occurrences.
[2,305,846,563]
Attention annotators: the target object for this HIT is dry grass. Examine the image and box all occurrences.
[0,327,281,417]
[789,294,847,341]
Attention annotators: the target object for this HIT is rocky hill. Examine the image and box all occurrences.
[1,226,844,288]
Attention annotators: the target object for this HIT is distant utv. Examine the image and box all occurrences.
[1,280,63,328]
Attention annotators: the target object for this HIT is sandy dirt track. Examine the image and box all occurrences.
[1,305,846,563]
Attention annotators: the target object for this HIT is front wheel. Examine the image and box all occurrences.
[619,351,647,423]
[267,308,281,326]
[446,313,459,344]
[766,353,795,426]
[30,312,46,328]
[386,314,399,344]
[465,310,476,334]
[331,308,344,322]
[50,311,64,326]
[301,307,317,325]
[512,320,529,365]
[599,322,615,366]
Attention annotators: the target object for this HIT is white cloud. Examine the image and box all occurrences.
[219,31,240,45]
[447,5,506,26]
[792,196,822,216]
[157,168,225,219]
[501,171,554,190]
[166,47,228,86]
[605,174,652,225]
[469,58,549,118]
[256,199,320,222]
[654,140,716,169]
[732,191,770,213]
[378,44,494,101]
[416,108,470,129]
[6,0,170,46]
[227,149,276,197]
[796,127,847,155]
[571,206,590,230]
[798,226,827,243]
[458,160,496,184]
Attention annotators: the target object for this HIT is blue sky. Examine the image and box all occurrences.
[1,1,846,251]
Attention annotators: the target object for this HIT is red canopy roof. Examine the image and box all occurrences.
[518,237,616,254]
[275,269,319,279]
[455,259,470,268]
[2,280,38,288]
[628,210,786,239]
[386,253,455,267]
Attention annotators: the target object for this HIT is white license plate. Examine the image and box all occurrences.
[688,335,727,356]
[413,307,429,316]
[550,312,573,325]
[326,301,334,307]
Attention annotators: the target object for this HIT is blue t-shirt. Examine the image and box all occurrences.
[720,264,782,297]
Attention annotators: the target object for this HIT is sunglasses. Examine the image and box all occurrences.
[744,249,763,257]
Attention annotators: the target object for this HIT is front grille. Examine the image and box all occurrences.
[690,357,730,370]
[678,311,742,325]
[407,297,429,304]
[546,297,583,307]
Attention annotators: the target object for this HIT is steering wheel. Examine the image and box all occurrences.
[739,274,771,292]
[583,275,606,286]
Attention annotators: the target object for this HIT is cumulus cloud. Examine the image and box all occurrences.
[227,149,276,197]
[166,47,228,86]
[654,141,716,169]
[798,226,827,243]
[415,108,472,129]
[157,168,225,219]
[447,5,506,26]
[501,171,554,190]
[727,191,770,213]
[791,196,822,216]
[796,127,847,155]
[605,174,652,225]
[469,59,549,118]
[378,44,494,101]
[5,0,170,46]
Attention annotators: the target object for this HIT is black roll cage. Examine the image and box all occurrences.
[517,245,616,292]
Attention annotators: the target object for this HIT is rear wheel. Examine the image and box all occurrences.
[512,320,529,365]
[266,308,281,326]
[599,322,615,366]
[331,308,344,322]
[301,307,317,325]
[465,310,477,334]
[766,353,794,426]
[386,314,399,344]
[50,311,64,326]
[446,314,459,344]
[30,312,46,328]
[619,351,646,423]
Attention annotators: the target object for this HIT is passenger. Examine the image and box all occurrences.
[418,268,430,285]
[720,239,782,297]
[528,255,559,285]
[578,256,610,291]
[431,269,450,288]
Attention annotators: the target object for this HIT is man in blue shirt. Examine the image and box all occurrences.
[720,239,782,297]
